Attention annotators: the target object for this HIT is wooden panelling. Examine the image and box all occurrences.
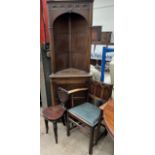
[101,32,112,44]
[92,26,102,42]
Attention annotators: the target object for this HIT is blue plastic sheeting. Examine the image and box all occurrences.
[91,45,114,60]
[100,47,114,82]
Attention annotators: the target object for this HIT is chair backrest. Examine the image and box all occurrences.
[88,80,113,106]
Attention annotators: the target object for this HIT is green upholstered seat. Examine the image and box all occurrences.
[68,102,101,127]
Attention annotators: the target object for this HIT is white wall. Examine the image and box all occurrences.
[93,0,114,42]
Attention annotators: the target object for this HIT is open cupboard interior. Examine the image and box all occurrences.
[53,13,90,72]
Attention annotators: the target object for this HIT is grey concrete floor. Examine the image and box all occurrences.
[40,114,114,155]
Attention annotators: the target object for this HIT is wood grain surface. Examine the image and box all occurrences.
[100,98,114,138]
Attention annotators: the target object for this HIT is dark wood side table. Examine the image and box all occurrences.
[42,105,65,143]
[100,99,114,138]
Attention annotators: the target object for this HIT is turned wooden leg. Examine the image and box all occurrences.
[44,119,48,134]
[89,127,95,155]
[53,121,58,144]
[66,113,70,136]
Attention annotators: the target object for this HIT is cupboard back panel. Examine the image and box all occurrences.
[54,14,69,71]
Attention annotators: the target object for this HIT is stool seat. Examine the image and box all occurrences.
[43,105,65,121]
[42,104,66,144]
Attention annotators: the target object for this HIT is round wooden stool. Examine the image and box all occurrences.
[42,105,65,144]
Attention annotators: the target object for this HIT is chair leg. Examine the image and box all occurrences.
[44,119,48,134]
[101,124,108,138]
[104,129,108,136]
[95,120,102,145]
[66,113,70,136]
[94,124,101,145]
[53,121,58,144]
[89,127,95,155]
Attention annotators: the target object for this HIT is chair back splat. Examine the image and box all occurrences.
[57,87,69,107]
[88,80,113,106]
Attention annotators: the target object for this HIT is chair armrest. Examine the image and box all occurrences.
[58,87,88,95]
[58,87,88,108]
[68,88,88,94]
[58,87,69,94]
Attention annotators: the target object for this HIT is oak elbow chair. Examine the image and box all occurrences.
[58,80,113,154]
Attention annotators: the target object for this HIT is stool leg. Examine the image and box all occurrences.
[53,121,58,144]
[64,112,67,125]
[89,127,95,155]
[44,119,48,134]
